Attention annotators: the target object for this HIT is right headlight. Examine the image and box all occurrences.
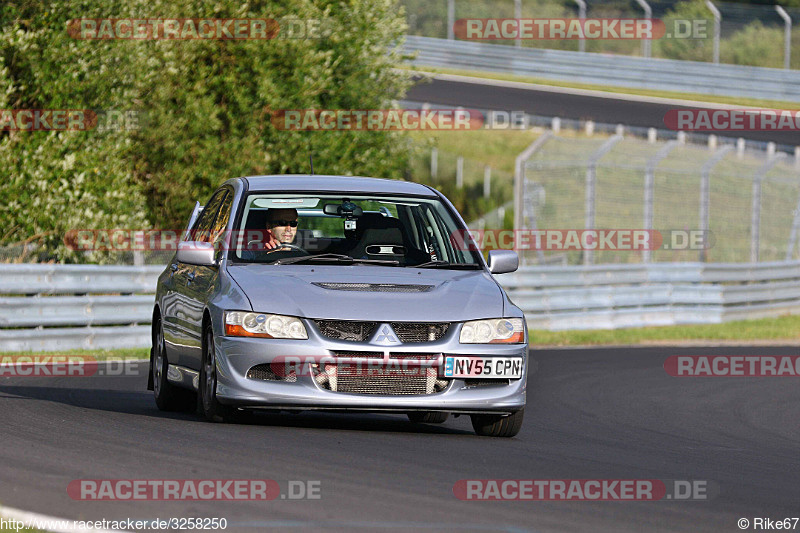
[224,311,308,339]
[459,318,524,344]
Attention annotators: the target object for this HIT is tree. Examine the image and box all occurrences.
[0,0,412,261]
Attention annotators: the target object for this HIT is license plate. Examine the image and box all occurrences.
[443,357,523,379]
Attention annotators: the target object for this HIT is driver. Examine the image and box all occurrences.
[264,208,299,251]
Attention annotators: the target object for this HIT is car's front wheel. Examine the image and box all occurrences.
[198,323,236,422]
[152,317,195,411]
[470,409,524,438]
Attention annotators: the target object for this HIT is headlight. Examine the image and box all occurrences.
[459,318,524,344]
[224,311,308,339]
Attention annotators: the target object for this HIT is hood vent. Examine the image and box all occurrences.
[312,282,433,293]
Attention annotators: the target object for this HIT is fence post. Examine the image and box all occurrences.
[585,135,623,265]
[634,0,652,58]
[483,165,491,197]
[737,138,746,158]
[574,0,587,53]
[751,153,786,262]
[514,133,554,265]
[787,192,800,260]
[431,147,438,179]
[705,0,721,64]
[447,0,455,40]
[699,145,733,261]
[776,6,792,70]
[643,140,680,263]
[456,156,464,188]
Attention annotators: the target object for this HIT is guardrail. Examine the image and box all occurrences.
[0,264,161,352]
[404,35,800,102]
[0,262,798,352]
[498,261,800,330]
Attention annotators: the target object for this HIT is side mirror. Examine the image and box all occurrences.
[176,241,216,266]
[487,250,518,274]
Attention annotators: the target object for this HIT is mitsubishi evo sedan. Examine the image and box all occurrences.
[149,175,527,437]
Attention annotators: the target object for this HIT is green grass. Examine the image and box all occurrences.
[410,128,544,175]
[404,65,800,110]
[531,315,800,346]
[0,347,149,360]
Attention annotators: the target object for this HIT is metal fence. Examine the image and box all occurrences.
[500,260,800,330]
[403,35,800,101]
[513,129,800,265]
[0,262,797,352]
[401,0,800,69]
[0,264,160,352]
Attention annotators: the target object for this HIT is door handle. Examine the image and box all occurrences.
[186,272,196,282]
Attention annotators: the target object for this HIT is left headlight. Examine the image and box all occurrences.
[459,318,525,344]
[224,311,308,339]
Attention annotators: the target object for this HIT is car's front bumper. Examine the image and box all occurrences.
[213,329,527,415]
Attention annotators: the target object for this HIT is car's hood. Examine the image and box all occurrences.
[226,264,504,321]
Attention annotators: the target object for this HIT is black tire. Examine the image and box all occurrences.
[407,412,449,424]
[470,409,524,438]
[198,323,236,422]
[152,317,195,411]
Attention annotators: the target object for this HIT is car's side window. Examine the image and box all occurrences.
[191,190,227,243]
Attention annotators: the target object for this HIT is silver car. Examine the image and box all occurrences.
[149,175,527,437]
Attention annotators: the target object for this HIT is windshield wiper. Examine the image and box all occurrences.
[412,260,482,269]
[274,253,399,266]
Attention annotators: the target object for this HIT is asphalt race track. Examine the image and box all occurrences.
[1,346,798,532]
[407,76,800,148]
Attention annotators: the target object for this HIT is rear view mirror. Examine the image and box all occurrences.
[177,241,216,266]
[323,202,363,216]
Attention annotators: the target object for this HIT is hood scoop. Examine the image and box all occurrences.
[312,282,433,293]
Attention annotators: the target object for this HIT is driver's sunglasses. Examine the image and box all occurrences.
[270,219,298,227]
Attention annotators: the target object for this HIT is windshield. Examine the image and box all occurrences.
[229,193,482,267]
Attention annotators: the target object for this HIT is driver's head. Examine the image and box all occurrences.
[266,208,298,244]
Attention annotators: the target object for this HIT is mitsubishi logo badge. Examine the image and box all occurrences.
[372,324,400,345]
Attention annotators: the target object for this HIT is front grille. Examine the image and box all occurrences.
[315,321,449,343]
[313,362,449,395]
[463,378,511,388]
[391,322,449,343]
[389,353,440,360]
[313,282,433,293]
[332,351,383,358]
[246,363,297,383]
[315,320,377,341]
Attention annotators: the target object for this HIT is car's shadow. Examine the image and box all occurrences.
[0,382,475,436]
